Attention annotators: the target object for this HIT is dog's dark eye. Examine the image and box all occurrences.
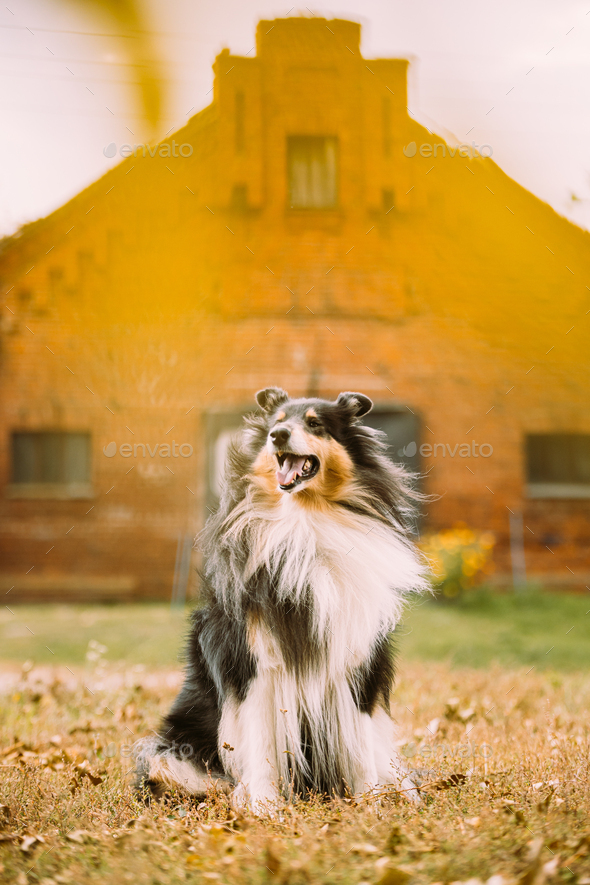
[307,419,321,429]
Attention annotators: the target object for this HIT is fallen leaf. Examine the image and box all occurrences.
[542,858,559,878]
[444,697,460,719]
[66,829,98,844]
[536,793,552,813]
[0,741,26,757]
[350,843,380,855]
[487,876,508,885]
[375,861,411,885]
[428,773,468,790]
[0,832,18,843]
[72,761,103,786]
[20,834,45,853]
[426,717,440,736]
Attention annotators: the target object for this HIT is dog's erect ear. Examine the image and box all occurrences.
[336,391,373,418]
[255,387,289,413]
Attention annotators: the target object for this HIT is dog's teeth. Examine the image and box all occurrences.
[303,459,312,472]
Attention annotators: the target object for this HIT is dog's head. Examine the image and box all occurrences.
[251,387,374,500]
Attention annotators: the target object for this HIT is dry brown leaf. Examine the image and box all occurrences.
[66,829,99,844]
[444,697,461,719]
[0,832,18,843]
[20,833,45,852]
[426,773,468,791]
[0,740,26,757]
[350,843,380,855]
[375,860,412,885]
[73,761,103,786]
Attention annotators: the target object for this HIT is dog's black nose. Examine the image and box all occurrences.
[270,427,291,446]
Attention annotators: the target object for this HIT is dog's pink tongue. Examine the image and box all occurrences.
[277,455,306,486]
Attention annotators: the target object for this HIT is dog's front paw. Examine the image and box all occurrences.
[399,772,422,803]
[230,782,282,817]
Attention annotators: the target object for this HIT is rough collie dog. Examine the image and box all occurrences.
[135,388,428,811]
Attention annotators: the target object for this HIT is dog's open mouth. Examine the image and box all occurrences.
[275,452,320,490]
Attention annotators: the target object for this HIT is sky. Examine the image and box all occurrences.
[1,0,590,237]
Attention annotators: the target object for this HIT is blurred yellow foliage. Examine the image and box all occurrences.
[419,524,495,600]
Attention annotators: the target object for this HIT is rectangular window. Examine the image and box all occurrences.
[382,96,392,157]
[526,433,590,498]
[287,136,338,209]
[235,91,245,153]
[362,410,421,474]
[362,409,422,532]
[205,411,246,514]
[10,431,91,496]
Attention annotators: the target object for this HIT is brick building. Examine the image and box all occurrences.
[1,15,589,601]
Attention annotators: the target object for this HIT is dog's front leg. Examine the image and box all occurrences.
[370,707,421,802]
[218,678,283,815]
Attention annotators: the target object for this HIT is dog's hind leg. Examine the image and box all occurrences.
[134,737,233,799]
[134,663,231,800]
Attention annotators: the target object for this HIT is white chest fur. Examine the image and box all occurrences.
[240,497,427,672]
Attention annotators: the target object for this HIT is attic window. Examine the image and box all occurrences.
[287,136,338,209]
[526,433,590,498]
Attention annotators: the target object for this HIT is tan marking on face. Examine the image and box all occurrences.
[254,427,359,510]
[290,432,357,510]
[305,409,318,419]
[276,410,286,421]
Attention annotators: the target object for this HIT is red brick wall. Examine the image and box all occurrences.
[1,16,589,600]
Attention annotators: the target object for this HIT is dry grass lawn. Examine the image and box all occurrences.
[1,653,589,885]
